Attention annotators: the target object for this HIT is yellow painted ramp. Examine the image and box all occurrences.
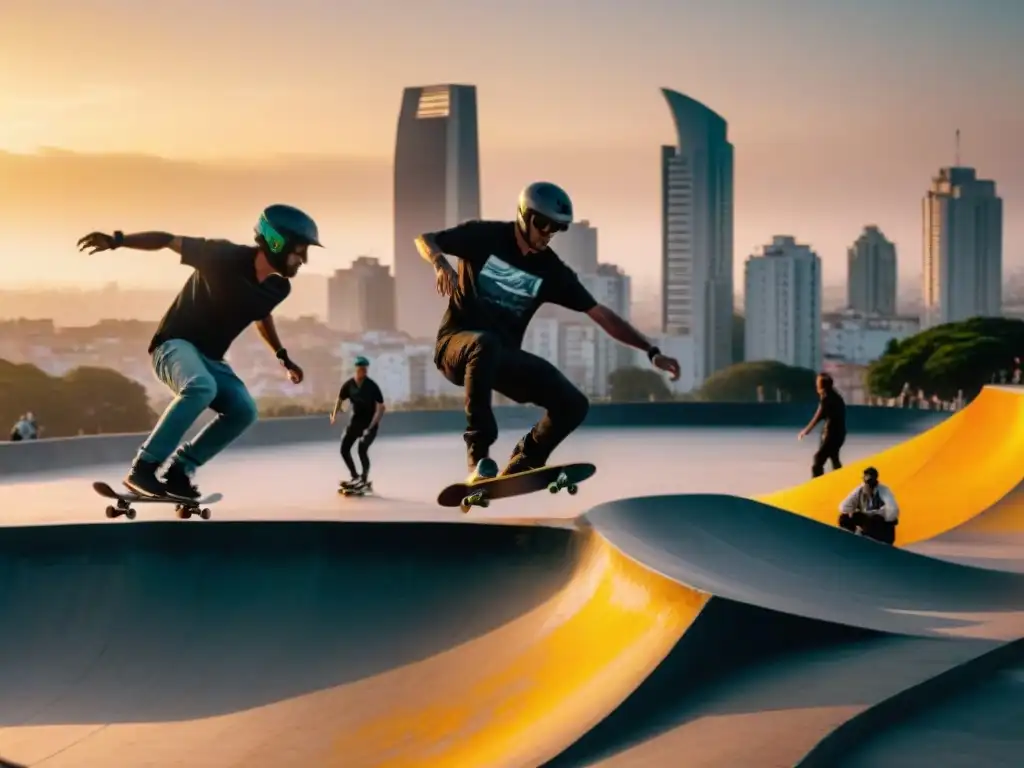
[756,386,1024,545]
[322,531,708,767]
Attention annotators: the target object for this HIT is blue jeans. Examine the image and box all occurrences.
[137,339,259,473]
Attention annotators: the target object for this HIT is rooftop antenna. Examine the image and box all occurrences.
[954,128,960,166]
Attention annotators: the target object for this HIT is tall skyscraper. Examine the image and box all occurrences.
[744,236,822,371]
[847,226,897,317]
[556,220,599,275]
[327,257,396,334]
[393,84,481,337]
[922,166,1002,328]
[660,89,734,385]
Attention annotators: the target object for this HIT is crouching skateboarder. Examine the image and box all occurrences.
[76,204,321,500]
[330,355,385,492]
[838,466,899,545]
[415,181,681,484]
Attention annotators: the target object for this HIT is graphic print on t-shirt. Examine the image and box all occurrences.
[476,256,543,316]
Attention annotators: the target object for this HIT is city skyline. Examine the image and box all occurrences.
[0,1,1019,297]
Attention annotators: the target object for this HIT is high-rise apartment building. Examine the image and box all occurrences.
[744,236,822,371]
[847,225,897,316]
[393,84,481,337]
[922,166,1002,328]
[327,257,396,334]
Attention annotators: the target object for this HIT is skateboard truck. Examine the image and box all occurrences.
[547,471,578,495]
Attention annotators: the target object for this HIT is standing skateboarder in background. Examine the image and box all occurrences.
[415,181,681,485]
[76,204,320,500]
[330,356,385,492]
[798,372,847,477]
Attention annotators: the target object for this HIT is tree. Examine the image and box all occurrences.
[608,366,674,402]
[866,317,1024,400]
[0,360,157,436]
[697,360,818,403]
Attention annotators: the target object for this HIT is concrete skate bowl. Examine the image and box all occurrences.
[2,386,1023,766]
[0,519,710,767]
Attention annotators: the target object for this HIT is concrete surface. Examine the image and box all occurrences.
[0,388,1021,767]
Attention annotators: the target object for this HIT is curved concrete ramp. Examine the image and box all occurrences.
[0,520,707,767]
[584,494,1024,639]
[757,386,1024,544]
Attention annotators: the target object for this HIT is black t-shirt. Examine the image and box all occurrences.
[819,389,847,439]
[432,220,597,350]
[338,376,384,425]
[149,238,291,361]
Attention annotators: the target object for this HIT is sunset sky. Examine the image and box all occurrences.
[1,0,1021,301]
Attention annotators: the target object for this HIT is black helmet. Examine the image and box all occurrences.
[255,204,322,256]
[517,182,573,234]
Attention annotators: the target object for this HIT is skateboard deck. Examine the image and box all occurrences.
[92,481,222,520]
[338,482,374,497]
[437,462,596,513]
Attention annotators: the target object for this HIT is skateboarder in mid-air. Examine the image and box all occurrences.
[798,372,847,478]
[838,466,899,544]
[415,181,682,485]
[330,355,385,491]
[76,204,321,500]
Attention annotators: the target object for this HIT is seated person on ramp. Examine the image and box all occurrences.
[75,204,319,500]
[838,466,899,545]
[330,355,385,492]
[415,180,681,485]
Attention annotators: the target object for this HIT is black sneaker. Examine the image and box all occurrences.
[162,462,200,501]
[500,451,541,477]
[123,458,165,497]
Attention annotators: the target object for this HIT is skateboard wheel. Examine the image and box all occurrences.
[105,506,117,518]
[125,508,136,520]
[479,498,490,508]
[200,508,211,520]
[567,484,578,495]
[177,507,191,520]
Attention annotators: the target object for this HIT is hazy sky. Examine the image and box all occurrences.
[1,0,1021,299]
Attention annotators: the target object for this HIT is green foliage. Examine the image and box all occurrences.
[697,360,818,403]
[866,317,1024,400]
[608,366,674,402]
[0,360,157,436]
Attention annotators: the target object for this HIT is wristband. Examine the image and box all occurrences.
[276,348,290,363]
[112,230,124,248]
[646,345,661,362]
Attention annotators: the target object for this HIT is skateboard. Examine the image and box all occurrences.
[437,462,597,513]
[92,481,222,520]
[338,481,373,497]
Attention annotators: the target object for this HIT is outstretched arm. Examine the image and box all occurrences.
[77,230,184,254]
[586,304,681,381]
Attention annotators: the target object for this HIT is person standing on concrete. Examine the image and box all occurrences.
[330,356,385,492]
[76,204,319,500]
[798,372,847,477]
[838,466,899,544]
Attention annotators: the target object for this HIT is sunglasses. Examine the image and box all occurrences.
[530,213,568,234]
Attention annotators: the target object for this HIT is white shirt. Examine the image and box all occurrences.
[839,483,899,523]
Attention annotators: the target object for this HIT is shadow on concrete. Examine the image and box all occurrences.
[0,520,576,726]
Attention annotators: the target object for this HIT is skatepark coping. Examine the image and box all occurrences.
[0,401,948,478]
